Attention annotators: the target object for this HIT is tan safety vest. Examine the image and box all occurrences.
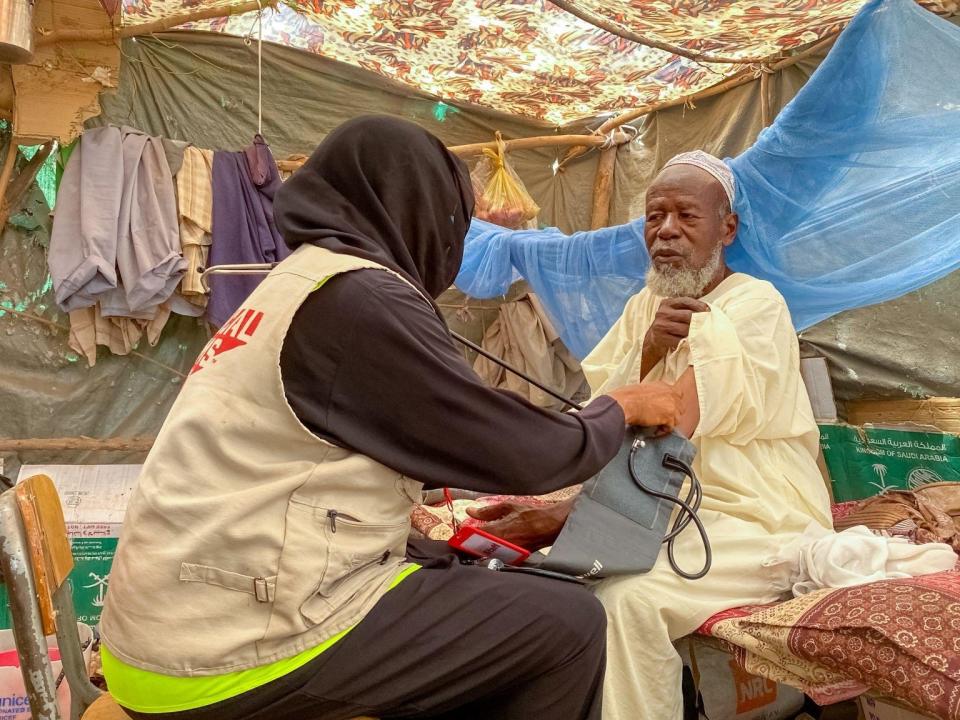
[100,245,423,675]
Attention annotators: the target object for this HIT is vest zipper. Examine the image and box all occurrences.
[321,550,393,597]
[326,509,368,532]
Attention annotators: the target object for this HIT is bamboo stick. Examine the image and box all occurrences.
[590,146,617,230]
[0,437,155,452]
[36,0,277,46]
[560,31,840,167]
[549,0,770,65]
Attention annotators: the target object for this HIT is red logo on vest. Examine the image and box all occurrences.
[190,308,264,375]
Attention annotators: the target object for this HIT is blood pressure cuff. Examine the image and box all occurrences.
[527,430,697,579]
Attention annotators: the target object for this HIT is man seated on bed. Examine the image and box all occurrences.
[468,151,834,720]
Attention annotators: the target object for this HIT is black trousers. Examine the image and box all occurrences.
[124,541,606,720]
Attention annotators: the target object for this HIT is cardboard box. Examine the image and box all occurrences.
[800,357,839,422]
[0,465,141,629]
[678,640,804,720]
[858,694,937,720]
[819,424,960,502]
[847,397,960,435]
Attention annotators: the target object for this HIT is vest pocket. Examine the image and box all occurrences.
[264,499,409,642]
[300,513,409,626]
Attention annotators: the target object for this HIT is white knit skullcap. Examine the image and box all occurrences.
[662,151,735,207]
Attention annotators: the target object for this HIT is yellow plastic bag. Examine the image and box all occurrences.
[471,132,540,229]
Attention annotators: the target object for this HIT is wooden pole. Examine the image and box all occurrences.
[275,131,633,173]
[549,0,769,65]
[760,69,772,128]
[0,437,155,452]
[448,131,630,157]
[0,139,54,227]
[590,146,618,230]
[36,0,277,46]
[559,31,840,167]
[0,136,18,205]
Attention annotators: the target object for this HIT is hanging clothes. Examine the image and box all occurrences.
[49,126,186,365]
[98,129,183,319]
[175,146,214,313]
[207,135,289,327]
[49,126,185,312]
[50,127,125,311]
[473,293,586,410]
[68,302,171,366]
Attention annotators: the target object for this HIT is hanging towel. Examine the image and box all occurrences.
[207,135,289,327]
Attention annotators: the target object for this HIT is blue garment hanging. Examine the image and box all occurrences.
[455,0,960,359]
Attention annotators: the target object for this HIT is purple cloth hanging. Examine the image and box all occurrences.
[208,135,290,327]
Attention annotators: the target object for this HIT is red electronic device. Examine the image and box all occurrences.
[448,526,531,566]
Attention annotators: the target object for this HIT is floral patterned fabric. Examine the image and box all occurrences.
[562,0,859,60]
[117,0,905,124]
[698,571,960,718]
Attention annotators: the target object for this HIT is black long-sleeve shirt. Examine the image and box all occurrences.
[279,269,625,494]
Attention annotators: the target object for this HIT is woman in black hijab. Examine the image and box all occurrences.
[275,114,472,299]
[120,117,679,720]
[272,116,679,720]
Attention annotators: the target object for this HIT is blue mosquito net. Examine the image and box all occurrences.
[455,0,960,360]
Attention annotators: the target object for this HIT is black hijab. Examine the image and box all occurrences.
[274,116,474,299]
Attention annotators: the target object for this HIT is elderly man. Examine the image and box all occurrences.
[470,151,833,720]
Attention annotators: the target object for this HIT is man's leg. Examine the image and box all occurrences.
[593,515,787,720]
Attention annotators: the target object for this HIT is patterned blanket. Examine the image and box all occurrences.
[697,571,960,718]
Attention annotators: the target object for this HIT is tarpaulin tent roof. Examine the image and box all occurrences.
[116,0,938,125]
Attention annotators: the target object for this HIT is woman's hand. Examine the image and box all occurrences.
[605,381,682,433]
[466,497,576,550]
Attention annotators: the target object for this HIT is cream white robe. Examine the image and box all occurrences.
[582,273,832,720]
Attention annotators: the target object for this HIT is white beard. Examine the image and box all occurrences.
[645,242,723,299]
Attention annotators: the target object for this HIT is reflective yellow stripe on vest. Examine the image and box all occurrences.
[102,564,419,713]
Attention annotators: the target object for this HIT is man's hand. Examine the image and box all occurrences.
[605,381,681,433]
[639,297,710,378]
[466,497,575,550]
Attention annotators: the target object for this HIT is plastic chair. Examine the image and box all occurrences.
[0,473,125,719]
